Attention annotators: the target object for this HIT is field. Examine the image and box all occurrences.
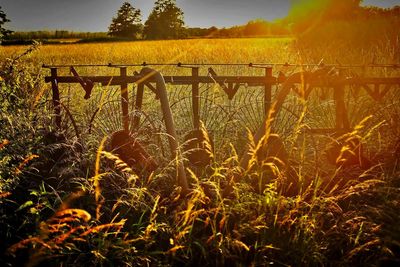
[0,38,295,65]
[1,37,400,266]
[1,36,395,66]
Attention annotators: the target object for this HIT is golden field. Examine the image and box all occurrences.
[1,34,400,266]
[1,36,392,68]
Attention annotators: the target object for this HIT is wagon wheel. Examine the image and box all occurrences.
[348,86,400,156]
[169,87,229,131]
[44,97,82,141]
[167,83,231,159]
[262,71,398,170]
[225,85,265,133]
[82,84,168,161]
[58,102,81,140]
[86,100,166,154]
[295,82,399,165]
[242,71,331,171]
[278,87,337,169]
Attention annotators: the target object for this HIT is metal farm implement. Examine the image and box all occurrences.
[43,62,400,191]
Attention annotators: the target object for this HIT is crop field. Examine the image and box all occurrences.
[1,36,400,266]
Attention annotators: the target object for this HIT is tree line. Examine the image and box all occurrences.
[4,31,108,40]
[108,0,185,40]
[107,0,400,39]
[1,0,400,42]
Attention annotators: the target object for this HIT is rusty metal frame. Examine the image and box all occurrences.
[44,64,400,136]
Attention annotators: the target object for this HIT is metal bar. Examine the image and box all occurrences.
[264,67,273,115]
[192,67,200,129]
[108,63,400,68]
[43,62,400,69]
[50,68,62,129]
[44,75,276,85]
[120,67,129,132]
[45,75,400,86]
[43,64,111,68]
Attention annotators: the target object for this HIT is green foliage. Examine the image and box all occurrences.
[209,20,290,38]
[108,2,143,39]
[4,30,108,40]
[185,27,218,38]
[288,0,361,21]
[144,0,185,40]
[0,6,12,41]
[0,42,46,193]
[0,41,42,111]
[284,0,399,34]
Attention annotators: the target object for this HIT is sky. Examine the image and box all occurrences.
[1,0,399,32]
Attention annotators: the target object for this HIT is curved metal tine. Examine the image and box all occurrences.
[94,102,115,135]
[205,99,226,132]
[236,106,251,132]
[273,94,297,136]
[236,87,261,132]
[181,85,193,128]
[200,83,212,121]
[247,88,263,131]
[168,84,186,110]
[233,91,250,130]
[320,94,336,130]
[195,83,208,126]
[200,83,215,127]
[99,97,122,135]
[202,85,221,129]
[85,85,107,135]
[166,84,191,132]
[204,90,227,131]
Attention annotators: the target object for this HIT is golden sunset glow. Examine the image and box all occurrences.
[1,1,400,266]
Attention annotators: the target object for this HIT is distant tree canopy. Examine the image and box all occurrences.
[144,0,185,40]
[285,0,400,48]
[108,2,142,38]
[185,27,218,38]
[242,19,289,36]
[285,0,363,33]
[0,6,13,40]
[288,0,362,19]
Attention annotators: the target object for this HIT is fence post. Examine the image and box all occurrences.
[264,67,273,116]
[192,67,200,129]
[120,67,129,132]
[50,68,61,129]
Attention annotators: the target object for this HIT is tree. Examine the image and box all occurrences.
[285,0,362,33]
[108,2,142,38]
[0,6,12,40]
[144,0,185,40]
[323,0,362,20]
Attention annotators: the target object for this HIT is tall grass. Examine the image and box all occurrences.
[1,35,400,266]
